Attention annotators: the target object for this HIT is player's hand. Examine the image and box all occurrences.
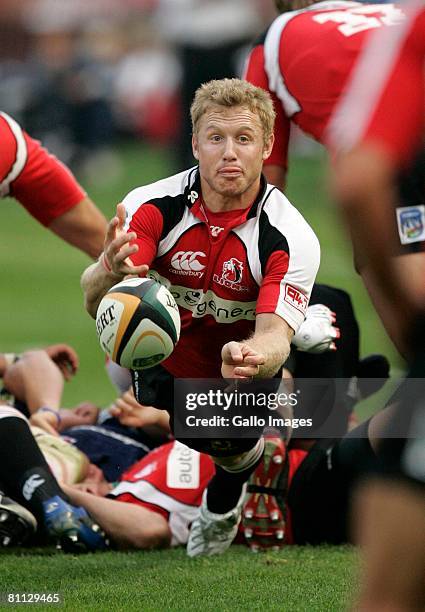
[109,388,164,428]
[102,203,149,278]
[44,344,79,381]
[59,403,100,430]
[29,410,60,436]
[292,304,340,353]
[221,341,265,379]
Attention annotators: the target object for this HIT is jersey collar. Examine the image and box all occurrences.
[184,167,269,222]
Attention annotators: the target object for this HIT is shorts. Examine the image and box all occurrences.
[131,365,261,457]
[288,419,376,544]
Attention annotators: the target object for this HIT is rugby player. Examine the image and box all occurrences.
[1,285,388,553]
[0,345,109,552]
[243,0,419,354]
[0,111,106,258]
[329,4,425,608]
[2,347,169,482]
[81,78,320,556]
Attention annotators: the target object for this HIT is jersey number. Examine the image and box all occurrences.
[313,4,404,37]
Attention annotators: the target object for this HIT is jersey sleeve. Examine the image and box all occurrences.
[124,201,164,269]
[256,202,321,332]
[0,113,86,226]
[0,114,22,185]
[244,44,290,171]
[327,6,425,168]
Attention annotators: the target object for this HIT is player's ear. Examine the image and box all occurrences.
[192,134,199,160]
[263,133,275,161]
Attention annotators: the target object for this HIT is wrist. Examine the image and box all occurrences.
[99,253,122,279]
[36,406,62,428]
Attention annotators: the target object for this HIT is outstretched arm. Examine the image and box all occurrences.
[221,313,293,379]
[81,203,148,318]
[48,196,107,259]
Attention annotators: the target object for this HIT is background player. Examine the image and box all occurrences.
[329,4,425,609]
[243,0,414,354]
[0,344,109,552]
[0,111,106,258]
[81,78,320,557]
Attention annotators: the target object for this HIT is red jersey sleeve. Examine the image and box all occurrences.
[0,114,20,184]
[0,113,86,226]
[126,203,164,269]
[244,45,290,171]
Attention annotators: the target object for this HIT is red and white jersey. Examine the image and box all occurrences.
[109,440,307,546]
[244,2,406,171]
[0,112,86,226]
[109,441,215,546]
[328,1,425,168]
[123,167,320,378]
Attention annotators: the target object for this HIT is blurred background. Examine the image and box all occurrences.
[0,0,278,175]
[0,0,403,411]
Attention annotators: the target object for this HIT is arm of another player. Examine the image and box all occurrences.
[81,203,148,318]
[243,42,290,191]
[221,313,293,379]
[62,484,171,550]
[48,195,108,259]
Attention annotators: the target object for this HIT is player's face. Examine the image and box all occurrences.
[192,105,274,205]
[76,463,111,496]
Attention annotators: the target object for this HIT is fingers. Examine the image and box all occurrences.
[234,364,261,378]
[221,341,265,378]
[222,341,243,364]
[44,344,79,375]
[116,202,126,227]
[103,230,149,278]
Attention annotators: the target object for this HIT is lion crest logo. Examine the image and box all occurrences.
[221,257,243,284]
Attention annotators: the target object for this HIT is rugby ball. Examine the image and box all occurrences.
[96,278,180,369]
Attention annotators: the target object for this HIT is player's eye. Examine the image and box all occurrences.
[238,135,250,143]
[210,134,222,142]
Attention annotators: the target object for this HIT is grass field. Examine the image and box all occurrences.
[0,143,403,610]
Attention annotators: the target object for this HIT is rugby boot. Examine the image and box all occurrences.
[42,496,109,553]
[0,492,37,547]
[187,486,246,557]
[242,435,288,552]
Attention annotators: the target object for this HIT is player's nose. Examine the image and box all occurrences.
[222,137,237,160]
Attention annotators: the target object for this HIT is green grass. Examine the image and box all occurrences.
[0,143,400,609]
[0,546,357,611]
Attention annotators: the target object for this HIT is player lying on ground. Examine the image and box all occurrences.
[61,284,390,552]
[1,346,171,483]
[81,78,320,557]
[0,111,106,258]
[1,286,390,552]
[0,345,109,552]
[60,379,395,553]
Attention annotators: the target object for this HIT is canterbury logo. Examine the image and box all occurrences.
[22,475,45,500]
[171,251,206,272]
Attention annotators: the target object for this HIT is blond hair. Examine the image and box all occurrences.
[190,78,276,143]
